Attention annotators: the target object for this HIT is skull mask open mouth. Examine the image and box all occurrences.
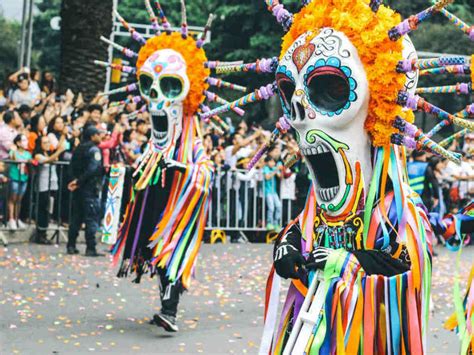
[138,49,190,150]
[277,28,372,215]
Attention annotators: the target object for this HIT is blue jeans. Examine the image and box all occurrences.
[10,180,27,197]
[265,193,281,226]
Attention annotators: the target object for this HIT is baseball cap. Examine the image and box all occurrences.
[83,126,105,140]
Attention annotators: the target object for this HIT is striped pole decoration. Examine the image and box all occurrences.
[94,60,136,74]
[200,83,277,120]
[114,10,147,45]
[100,83,138,96]
[154,1,172,34]
[215,57,278,74]
[144,0,161,35]
[206,77,247,92]
[419,65,470,76]
[388,0,454,41]
[397,56,468,73]
[205,60,244,69]
[415,82,472,95]
[264,0,293,31]
[392,117,461,164]
[100,36,138,58]
[397,91,474,136]
[204,91,245,116]
[439,8,474,41]
[439,129,468,148]
[109,95,142,108]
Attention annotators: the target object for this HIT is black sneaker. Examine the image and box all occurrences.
[67,246,80,255]
[85,249,105,257]
[153,313,179,332]
[36,236,52,245]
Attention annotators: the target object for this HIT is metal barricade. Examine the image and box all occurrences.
[0,160,72,245]
[0,161,296,245]
[206,168,294,232]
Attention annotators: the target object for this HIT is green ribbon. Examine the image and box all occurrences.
[309,249,349,354]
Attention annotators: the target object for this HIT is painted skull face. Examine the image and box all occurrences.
[277,28,371,215]
[138,49,190,149]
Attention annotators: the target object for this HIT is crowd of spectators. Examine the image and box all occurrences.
[0,67,473,244]
[0,68,151,236]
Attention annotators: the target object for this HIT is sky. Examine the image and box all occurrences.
[1,1,25,21]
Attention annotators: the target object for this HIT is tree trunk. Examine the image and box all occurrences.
[59,0,113,100]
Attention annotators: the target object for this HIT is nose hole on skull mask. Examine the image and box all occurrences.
[292,101,305,121]
[150,88,158,99]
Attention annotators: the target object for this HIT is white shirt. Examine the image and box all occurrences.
[280,173,296,200]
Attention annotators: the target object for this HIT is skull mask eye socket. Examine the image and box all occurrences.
[139,73,154,97]
[160,76,184,99]
[276,73,296,114]
[307,66,350,113]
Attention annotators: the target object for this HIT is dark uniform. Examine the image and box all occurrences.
[67,136,104,254]
[407,159,439,211]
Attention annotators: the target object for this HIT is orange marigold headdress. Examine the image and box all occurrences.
[280,0,405,147]
[136,32,210,117]
[199,0,472,166]
[95,0,251,132]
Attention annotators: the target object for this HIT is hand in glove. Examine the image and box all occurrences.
[305,247,332,271]
[274,242,306,279]
[160,158,187,172]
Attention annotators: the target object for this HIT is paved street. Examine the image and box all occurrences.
[0,242,472,354]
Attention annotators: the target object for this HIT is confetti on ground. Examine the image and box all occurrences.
[0,243,471,353]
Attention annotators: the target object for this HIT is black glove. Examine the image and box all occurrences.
[305,247,332,271]
[274,242,306,279]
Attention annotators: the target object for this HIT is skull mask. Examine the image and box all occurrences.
[277,29,419,216]
[277,28,371,216]
[138,49,190,150]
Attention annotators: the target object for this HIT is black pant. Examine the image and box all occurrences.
[67,192,100,250]
[37,191,55,237]
[158,268,183,317]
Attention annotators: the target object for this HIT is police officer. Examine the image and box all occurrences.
[67,126,105,256]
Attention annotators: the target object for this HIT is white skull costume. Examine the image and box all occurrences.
[245,1,456,353]
[98,2,246,291]
[138,49,190,149]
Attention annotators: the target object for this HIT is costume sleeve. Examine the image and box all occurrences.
[273,222,302,258]
[351,249,410,276]
[77,146,102,186]
[99,131,120,150]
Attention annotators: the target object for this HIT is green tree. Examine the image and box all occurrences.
[59,0,113,99]
[0,13,21,88]
[33,0,61,75]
